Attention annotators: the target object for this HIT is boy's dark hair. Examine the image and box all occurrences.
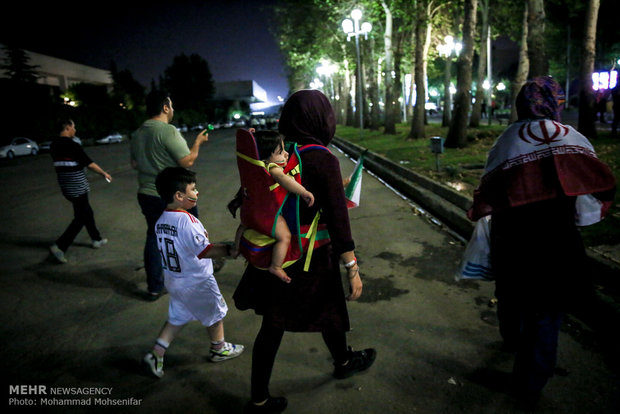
[146,90,171,118]
[255,130,284,160]
[156,167,197,204]
[57,118,74,134]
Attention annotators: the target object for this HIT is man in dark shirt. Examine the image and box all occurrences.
[49,119,112,263]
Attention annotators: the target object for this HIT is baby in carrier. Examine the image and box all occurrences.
[230,130,314,283]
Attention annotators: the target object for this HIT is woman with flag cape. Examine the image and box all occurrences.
[468,76,615,403]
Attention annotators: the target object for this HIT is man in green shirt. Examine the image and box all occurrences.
[130,92,208,299]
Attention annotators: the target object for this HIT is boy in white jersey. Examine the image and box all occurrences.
[143,167,244,378]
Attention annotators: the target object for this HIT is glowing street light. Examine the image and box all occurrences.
[342,8,371,139]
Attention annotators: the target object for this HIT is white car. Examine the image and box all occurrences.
[39,136,82,152]
[0,137,39,159]
[96,133,123,145]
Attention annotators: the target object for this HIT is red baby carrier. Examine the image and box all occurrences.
[235,128,331,271]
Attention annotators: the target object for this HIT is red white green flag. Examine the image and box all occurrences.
[345,153,365,208]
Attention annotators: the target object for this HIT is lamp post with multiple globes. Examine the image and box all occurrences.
[342,9,371,138]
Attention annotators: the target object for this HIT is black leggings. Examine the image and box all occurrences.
[250,319,348,402]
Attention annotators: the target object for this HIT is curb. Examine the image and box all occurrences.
[332,137,474,239]
[332,136,620,343]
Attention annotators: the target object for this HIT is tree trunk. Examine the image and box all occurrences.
[382,1,397,134]
[510,3,529,123]
[422,17,432,126]
[527,0,548,77]
[408,0,428,139]
[344,58,354,127]
[393,33,405,125]
[367,37,380,130]
[470,0,489,127]
[445,0,478,148]
[577,0,600,139]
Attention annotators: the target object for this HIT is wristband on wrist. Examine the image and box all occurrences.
[344,258,357,269]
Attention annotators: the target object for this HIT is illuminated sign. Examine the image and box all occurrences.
[592,71,618,90]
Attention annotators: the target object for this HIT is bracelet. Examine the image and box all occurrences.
[344,258,357,269]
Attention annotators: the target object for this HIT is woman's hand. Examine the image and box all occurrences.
[346,265,362,301]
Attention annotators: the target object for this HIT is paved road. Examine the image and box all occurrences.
[1,129,618,413]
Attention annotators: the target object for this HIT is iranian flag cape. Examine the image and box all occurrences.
[468,119,616,225]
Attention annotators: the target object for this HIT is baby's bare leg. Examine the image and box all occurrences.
[270,216,292,283]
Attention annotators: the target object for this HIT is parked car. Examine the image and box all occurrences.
[96,133,123,145]
[425,102,438,115]
[0,137,39,159]
[39,136,81,152]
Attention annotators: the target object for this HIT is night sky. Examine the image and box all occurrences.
[1,0,289,105]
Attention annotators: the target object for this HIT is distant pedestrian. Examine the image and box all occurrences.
[469,76,616,406]
[481,101,487,119]
[130,91,209,300]
[611,83,620,137]
[596,89,609,123]
[49,119,112,264]
[143,167,243,378]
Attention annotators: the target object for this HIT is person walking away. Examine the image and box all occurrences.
[468,76,616,407]
[611,83,620,137]
[49,119,112,264]
[143,167,244,378]
[239,90,376,414]
[130,91,209,299]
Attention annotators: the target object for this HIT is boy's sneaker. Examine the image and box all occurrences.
[92,238,108,249]
[143,352,164,378]
[209,342,244,362]
[333,347,377,379]
[49,244,67,264]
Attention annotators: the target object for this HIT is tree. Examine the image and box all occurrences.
[527,0,548,76]
[510,2,529,123]
[469,0,489,127]
[0,45,39,83]
[445,0,478,148]
[381,1,397,134]
[163,53,215,115]
[577,0,600,139]
[408,0,429,139]
[110,62,146,112]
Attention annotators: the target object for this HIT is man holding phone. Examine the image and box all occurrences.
[130,91,209,299]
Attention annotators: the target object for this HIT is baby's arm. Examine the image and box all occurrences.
[270,167,314,206]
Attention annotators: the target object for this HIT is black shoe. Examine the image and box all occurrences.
[243,397,287,413]
[333,347,376,379]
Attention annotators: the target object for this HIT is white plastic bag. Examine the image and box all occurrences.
[455,216,494,281]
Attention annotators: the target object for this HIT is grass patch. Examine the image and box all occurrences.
[336,121,620,247]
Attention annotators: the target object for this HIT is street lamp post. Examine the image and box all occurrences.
[342,9,371,139]
[437,35,462,127]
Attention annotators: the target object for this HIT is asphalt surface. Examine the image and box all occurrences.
[1,128,619,413]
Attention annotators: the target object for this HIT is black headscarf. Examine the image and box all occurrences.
[278,89,336,146]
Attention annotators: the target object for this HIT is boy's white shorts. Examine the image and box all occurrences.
[165,277,228,327]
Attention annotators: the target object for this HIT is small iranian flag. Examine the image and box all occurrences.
[345,152,365,208]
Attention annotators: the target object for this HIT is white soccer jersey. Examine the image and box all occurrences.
[155,209,215,290]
